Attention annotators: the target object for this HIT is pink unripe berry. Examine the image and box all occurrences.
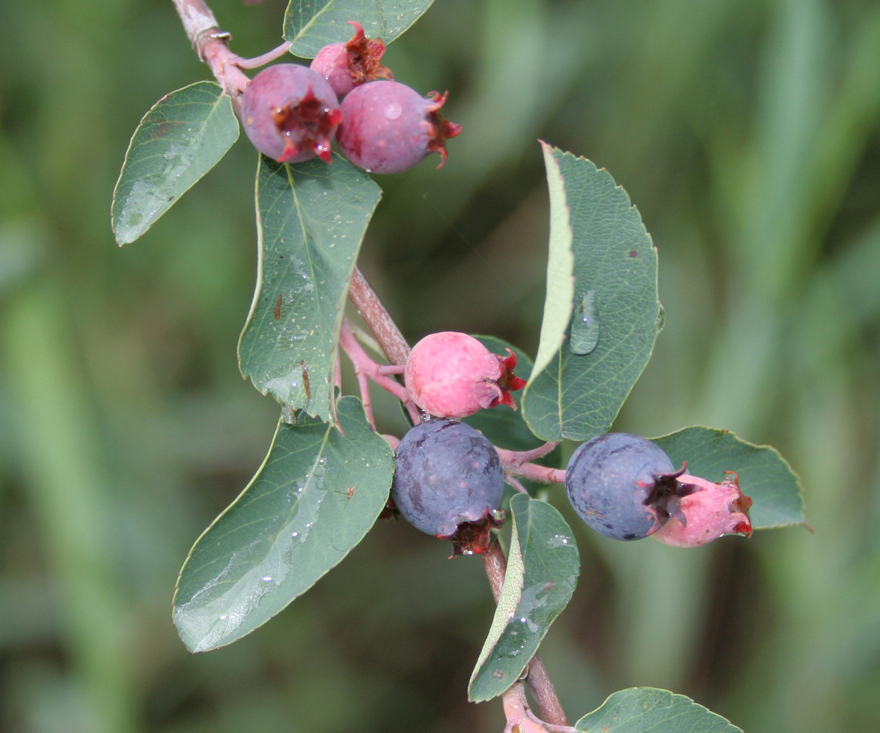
[337,81,462,174]
[653,471,753,548]
[404,332,526,419]
[310,21,393,98]
[241,64,342,164]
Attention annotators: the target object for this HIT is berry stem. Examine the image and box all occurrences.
[339,320,420,424]
[496,445,566,485]
[483,541,570,727]
[235,41,293,69]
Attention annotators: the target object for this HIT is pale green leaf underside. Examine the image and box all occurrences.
[522,146,660,442]
[575,687,742,733]
[652,426,806,529]
[238,155,381,424]
[284,0,435,58]
[469,495,579,701]
[530,141,575,381]
[112,82,239,245]
[173,397,394,652]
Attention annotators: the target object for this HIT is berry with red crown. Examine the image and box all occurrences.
[652,471,753,548]
[404,332,526,419]
[310,21,393,98]
[241,64,342,164]
[336,81,462,173]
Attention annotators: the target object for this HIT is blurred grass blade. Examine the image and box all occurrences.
[468,495,579,702]
[284,0,435,58]
[238,155,381,424]
[523,146,660,442]
[652,426,805,529]
[575,688,742,732]
[111,82,239,245]
[173,397,394,653]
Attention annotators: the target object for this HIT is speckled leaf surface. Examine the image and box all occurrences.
[469,495,579,701]
[173,397,393,653]
[652,427,806,529]
[522,145,660,442]
[238,155,381,424]
[575,688,742,733]
[284,0,435,58]
[112,82,239,245]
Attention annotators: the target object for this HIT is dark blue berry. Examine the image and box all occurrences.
[565,433,677,541]
[392,419,504,539]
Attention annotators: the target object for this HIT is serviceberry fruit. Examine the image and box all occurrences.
[565,433,686,541]
[391,419,505,553]
[653,471,753,548]
[336,81,462,173]
[404,332,527,419]
[310,21,393,98]
[241,64,342,164]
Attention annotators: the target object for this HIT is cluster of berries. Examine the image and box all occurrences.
[389,332,753,552]
[241,22,462,174]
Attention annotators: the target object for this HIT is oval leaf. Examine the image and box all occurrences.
[468,494,580,702]
[652,426,806,529]
[284,0,435,58]
[522,144,660,442]
[112,82,239,245]
[173,397,394,652]
[576,687,742,733]
[238,155,381,424]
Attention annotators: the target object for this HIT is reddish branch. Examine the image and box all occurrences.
[348,268,411,366]
[172,5,570,729]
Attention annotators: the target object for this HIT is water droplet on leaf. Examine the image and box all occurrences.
[570,290,600,355]
[656,303,666,333]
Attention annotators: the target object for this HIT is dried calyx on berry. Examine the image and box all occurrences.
[241,64,342,164]
[337,81,462,174]
[310,21,393,98]
[404,332,526,419]
[652,470,753,548]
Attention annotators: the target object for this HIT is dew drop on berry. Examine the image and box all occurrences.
[383,102,402,120]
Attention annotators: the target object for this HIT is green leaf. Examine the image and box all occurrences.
[463,336,544,452]
[173,397,394,653]
[112,82,239,245]
[522,145,660,442]
[238,155,381,424]
[284,0,435,58]
[468,495,579,702]
[652,427,806,529]
[575,688,742,732]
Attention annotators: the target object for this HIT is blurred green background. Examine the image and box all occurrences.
[2,0,880,731]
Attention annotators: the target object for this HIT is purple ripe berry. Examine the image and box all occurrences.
[310,21,393,98]
[392,420,504,547]
[565,433,680,541]
[337,81,462,174]
[241,64,342,164]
